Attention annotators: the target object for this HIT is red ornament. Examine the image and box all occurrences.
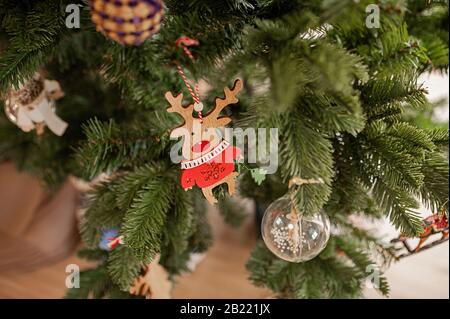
[392,212,449,258]
[416,213,449,251]
[107,235,124,249]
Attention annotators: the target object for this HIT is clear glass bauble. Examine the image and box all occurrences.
[261,196,331,262]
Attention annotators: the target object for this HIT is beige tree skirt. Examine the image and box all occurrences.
[0,162,80,272]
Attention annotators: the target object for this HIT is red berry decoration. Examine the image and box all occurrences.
[90,0,164,45]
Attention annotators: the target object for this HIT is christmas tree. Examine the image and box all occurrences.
[0,0,448,298]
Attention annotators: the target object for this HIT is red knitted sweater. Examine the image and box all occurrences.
[181,145,241,189]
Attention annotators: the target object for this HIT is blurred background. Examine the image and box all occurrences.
[0,72,448,299]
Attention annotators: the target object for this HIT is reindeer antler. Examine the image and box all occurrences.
[165,91,194,125]
[203,79,243,127]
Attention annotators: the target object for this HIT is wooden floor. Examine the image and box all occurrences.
[0,207,271,299]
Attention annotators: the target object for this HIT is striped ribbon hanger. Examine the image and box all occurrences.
[175,36,203,122]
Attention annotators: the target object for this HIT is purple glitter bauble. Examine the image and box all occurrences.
[91,0,164,45]
[114,17,125,24]
[132,16,142,24]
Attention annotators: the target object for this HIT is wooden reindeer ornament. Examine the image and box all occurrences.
[166,79,243,204]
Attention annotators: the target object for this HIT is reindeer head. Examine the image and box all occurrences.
[166,79,243,161]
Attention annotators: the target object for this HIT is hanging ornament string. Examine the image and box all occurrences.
[175,36,198,60]
[288,177,324,189]
[287,177,324,217]
[175,36,204,122]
